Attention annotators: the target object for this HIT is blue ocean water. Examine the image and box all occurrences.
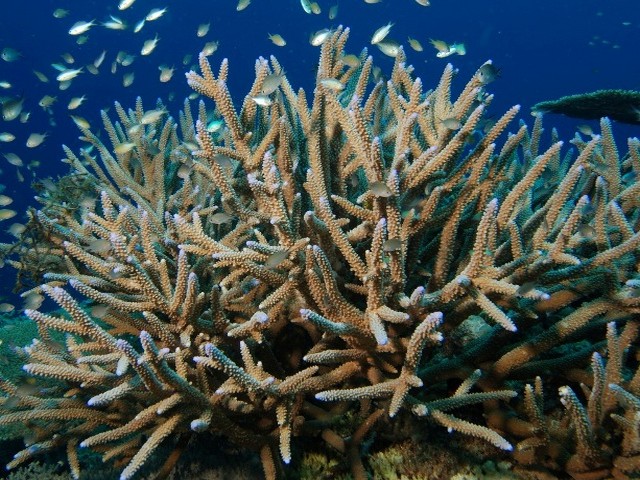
[0,0,638,305]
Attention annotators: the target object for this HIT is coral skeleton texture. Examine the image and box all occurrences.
[0,28,639,480]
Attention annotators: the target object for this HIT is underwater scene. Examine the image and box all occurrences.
[0,0,639,478]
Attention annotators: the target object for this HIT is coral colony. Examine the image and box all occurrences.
[1,28,639,479]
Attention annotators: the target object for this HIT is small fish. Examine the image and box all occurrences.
[2,96,24,121]
[451,42,466,55]
[214,154,234,169]
[371,22,394,45]
[210,212,233,225]
[341,54,360,68]
[578,224,596,239]
[146,7,168,21]
[441,117,462,130]
[3,152,23,166]
[237,0,251,10]
[0,132,15,142]
[87,238,111,253]
[26,132,48,148]
[67,95,87,110]
[134,18,146,33]
[120,53,136,66]
[0,209,17,220]
[158,65,174,82]
[202,41,219,56]
[69,19,96,35]
[70,115,91,129]
[370,181,393,197]
[477,61,500,84]
[436,49,456,58]
[141,34,160,55]
[0,194,13,206]
[118,0,136,10]
[122,72,135,87]
[251,94,273,106]
[376,39,401,57]
[268,33,287,47]
[0,303,14,312]
[61,52,75,64]
[319,78,344,91]
[261,73,284,95]
[310,29,332,46]
[300,0,312,13]
[38,95,58,110]
[140,108,167,124]
[430,39,450,54]
[33,70,49,82]
[53,8,69,18]
[266,250,288,268]
[56,67,83,82]
[408,37,423,52]
[206,119,224,133]
[329,4,338,19]
[93,50,107,68]
[309,2,321,14]
[383,238,402,252]
[114,142,136,154]
[415,0,430,5]
[0,80,12,89]
[90,304,110,318]
[59,80,72,91]
[8,222,26,237]
[22,292,44,310]
[197,23,210,37]
[432,41,465,58]
[128,124,143,136]
[177,164,191,179]
[577,124,594,137]
[103,15,127,30]
[1,47,21,62]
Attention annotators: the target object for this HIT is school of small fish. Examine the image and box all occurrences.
[0,0,454,192]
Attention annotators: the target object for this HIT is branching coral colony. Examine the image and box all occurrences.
[0,27,639,480]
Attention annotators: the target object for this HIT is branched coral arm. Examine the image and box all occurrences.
[430,410,513,451]
[119,413,184,480]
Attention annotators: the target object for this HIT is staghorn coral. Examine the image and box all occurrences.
[505,321,640,480]
[1,27,639,479]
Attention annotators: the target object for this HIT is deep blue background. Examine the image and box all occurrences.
[0,0,638,305]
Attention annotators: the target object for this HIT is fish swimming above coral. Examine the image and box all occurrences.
[532,88,640,125]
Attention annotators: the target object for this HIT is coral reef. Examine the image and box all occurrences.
[507,322,640,479]
[532,89,640,125]
[1,28,639,479]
